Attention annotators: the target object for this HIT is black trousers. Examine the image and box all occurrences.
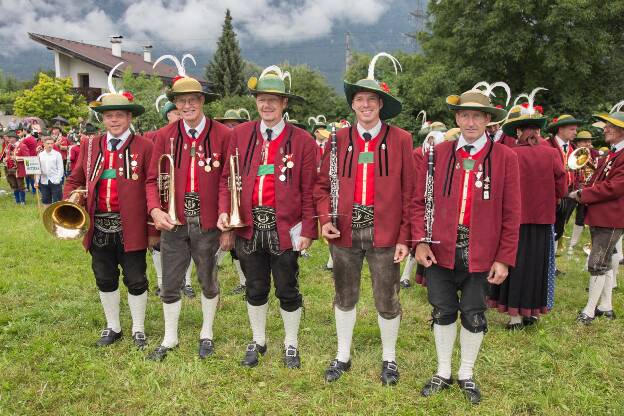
[554,197,577,241]
[89,230,148,295]
[235,232,302,312]
[574,204,586,227]
[588,227,624,276]
[425,248,489,333]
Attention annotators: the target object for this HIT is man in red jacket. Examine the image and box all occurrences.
[571,108,624,324]
[146,55,230,362]
[315,53,413,386]
[64,88,153,349]
[217,65,317,369]
[414,89,520,404]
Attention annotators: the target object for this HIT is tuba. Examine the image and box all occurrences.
[157,138,181,225]
[42,188,89,240]
[226,149,246,228]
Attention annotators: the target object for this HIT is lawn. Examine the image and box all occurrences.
[0,185,622,415]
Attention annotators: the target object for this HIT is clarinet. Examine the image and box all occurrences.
[329,125,339,226]
[420,137,439,244]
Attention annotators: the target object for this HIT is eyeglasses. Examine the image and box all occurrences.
[175,96,202,107]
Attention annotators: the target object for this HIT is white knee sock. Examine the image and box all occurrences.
[234,260,246,286]
[598,271,614,312]
[616,236,623,258]
[128,292,147,334]
[457,327,484,380]
[280,307,302,348]
[200,294,219,340]
[326,254,333,269]
[554,239,559,254]
[247,302,268,346]
[378,314,400,362]
[433,323,456,379]
[611,254,620,288]
[401,255,416,282]
[99,290,121,333]
[569,225,584,251]
[582,274,607,318]
[185,261,193,286]
[216,249,227,267]
[162,300,182,348]
[335,306,356,362]
[152,250,163,288]
[508,315,522,325]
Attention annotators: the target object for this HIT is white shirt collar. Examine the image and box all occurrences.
[493,129,503,142]
[456,133,488,155]
[612,140,624,153]
[260,119,285,141]
[184,116,206,139]
[106,129,131,150]
[555,135,570,148]
[356,120,382,139]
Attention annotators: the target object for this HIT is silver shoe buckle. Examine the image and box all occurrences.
[386,362,398,372]
[286,347,297,357]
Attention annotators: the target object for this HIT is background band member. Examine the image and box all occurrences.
[64,72,153,349]
[315,53,413,386]
[414,89,520,404]
[218,65,317,369]
[2,131,27,204]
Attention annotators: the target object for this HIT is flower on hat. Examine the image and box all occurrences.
[380,82,391,93]
[553,117,559,123]
[172,75,184,85]
[534,105,543,114]
[122,91,135,102]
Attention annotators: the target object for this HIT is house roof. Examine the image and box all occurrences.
[28,32,205,83]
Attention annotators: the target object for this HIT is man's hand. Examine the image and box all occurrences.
[394,243,409,263]
[151,208,176,231]
[415,243,437,267]
[220,231,235,251]
[148,235,160,248]
[217,213,230,231]
[298,236,312,251]
[487,261,509,285]
[321,222,341,240]
[568,190,581,202]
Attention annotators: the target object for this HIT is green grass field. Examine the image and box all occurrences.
[0,186,623,416]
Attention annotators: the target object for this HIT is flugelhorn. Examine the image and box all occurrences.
[568,147,597,185]
[42,188,89,240]
[226,148,246,228]
[157,138,181,225]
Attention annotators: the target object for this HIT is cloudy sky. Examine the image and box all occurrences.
[0,0,420,86]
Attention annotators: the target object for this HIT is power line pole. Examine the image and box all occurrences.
[345,31,353,71]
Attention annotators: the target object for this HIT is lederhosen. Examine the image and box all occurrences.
[425,142,494,333]
[89,135,148,296]
[331,125,401,319]
[235,123,302,312]
[159,120,220,304]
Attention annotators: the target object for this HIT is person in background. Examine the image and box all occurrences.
[37,136,64,207]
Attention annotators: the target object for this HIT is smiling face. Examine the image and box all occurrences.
[352,91,383,128]
[255,94,288,126]
[102,110,132,137]
[604,122,624,145]
[174,93,205,126]
[455,110,491,142]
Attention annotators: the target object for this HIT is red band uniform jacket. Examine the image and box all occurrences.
[412,140,521,272]
[314,124,415,248]
[219,121,318,250]
[580,147,624,228]
[64,134,154,252]
[146,119,232,231]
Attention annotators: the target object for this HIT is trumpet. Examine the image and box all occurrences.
[42,188,90,240]
[157,151,181,225]
[226,149,246,228]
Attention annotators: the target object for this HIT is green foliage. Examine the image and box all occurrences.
[206,9,246,97]
[120,69,165,132]
[205,95,258,120]
[12,73,87,125]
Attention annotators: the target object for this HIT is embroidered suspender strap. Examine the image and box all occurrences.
[202,119,214,158]
[377,124,391,177]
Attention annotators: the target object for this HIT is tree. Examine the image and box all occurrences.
[120,69,165,132]
[205,95,258,120]
[13,73,87,125]
[206,9,246,97]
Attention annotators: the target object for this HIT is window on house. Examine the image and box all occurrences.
[78,74,90,88]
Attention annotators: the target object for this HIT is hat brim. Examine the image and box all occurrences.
[344,81,402,120]
[249,89,305,102]
[593,114,624,129]
[166,90,220,103]
[92,104,145,117]
[446,96,507,124]
[214,117,249,123]
[546,118,583,133]
[502,117,547,137]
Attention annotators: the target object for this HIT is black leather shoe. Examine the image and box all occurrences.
[182,285,195,298]
[522,316,538,326]
[595,309,616,320]
[154,287,161,297]
[231,284,246,295]
[241,341,267,367]
[198,339,214,359]
[421,374,453,397]
[458,378,482,404]
[400,280,412,289]
[324,359,351,382]
[505,322,524,331]
[576,312,594,325]
[283,345,301,369]
[380,361,400,386]
[146,345,174,361]
[132,332,147,349]
[95,328,122,346]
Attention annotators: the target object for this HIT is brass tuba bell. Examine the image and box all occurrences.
[42,188,90,240]
[227,149,246,228]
